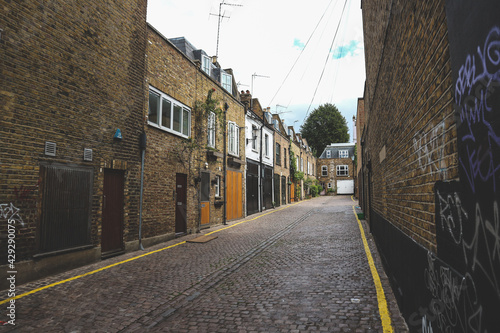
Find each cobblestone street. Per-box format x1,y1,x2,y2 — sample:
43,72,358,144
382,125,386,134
1,196,408,332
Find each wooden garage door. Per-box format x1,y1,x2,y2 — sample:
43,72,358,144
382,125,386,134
227,170,242,220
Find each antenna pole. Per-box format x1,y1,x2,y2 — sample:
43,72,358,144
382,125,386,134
212,1,243,58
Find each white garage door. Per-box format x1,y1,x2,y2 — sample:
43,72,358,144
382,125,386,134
336,180,354,194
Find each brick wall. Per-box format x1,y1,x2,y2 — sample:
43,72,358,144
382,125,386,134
0,0,147,282
362,0,458,252
144,27,245,237
272,120,291,205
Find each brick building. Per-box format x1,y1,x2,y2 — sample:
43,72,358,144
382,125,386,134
241,93,274,214
0,0,148,287
360,0,500,331
317,143,355,195
355,97,365,200
272,114,291,207
144,27,245,242
286,128,317,201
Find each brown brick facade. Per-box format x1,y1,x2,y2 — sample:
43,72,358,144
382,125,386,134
143,27,245,239
361,0,457,251
0,0,148,285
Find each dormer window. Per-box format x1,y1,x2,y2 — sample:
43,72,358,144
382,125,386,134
326,151,331,158
202,55,211,75
339,150,349,158
221,72,232,92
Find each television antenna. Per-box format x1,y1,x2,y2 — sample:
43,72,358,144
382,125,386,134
276,104,291,114
210,1,243,58
251,73,270,108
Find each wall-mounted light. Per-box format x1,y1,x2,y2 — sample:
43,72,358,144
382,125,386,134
246,126,258,145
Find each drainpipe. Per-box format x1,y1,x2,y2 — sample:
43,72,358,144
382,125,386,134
139,132,147,250
223,102,228,225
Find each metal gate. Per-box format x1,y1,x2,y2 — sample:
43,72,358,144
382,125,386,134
40,164,92,253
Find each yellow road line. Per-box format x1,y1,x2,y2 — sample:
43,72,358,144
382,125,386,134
352,206,393,332
1,202,299,305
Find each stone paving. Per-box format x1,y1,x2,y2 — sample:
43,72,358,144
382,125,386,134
1,196,408,332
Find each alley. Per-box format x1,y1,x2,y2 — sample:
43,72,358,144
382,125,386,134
1,196,407,332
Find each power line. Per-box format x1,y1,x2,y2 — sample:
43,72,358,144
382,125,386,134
268,0,336,107
304,0,348,120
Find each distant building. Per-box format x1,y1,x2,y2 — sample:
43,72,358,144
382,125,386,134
317,143,355,195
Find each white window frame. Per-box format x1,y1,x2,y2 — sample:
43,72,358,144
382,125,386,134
322,165,328,176
215,175,221,197
326,150,331,158
148,86,190,138
202,55,211,76
328,182,332,188
207,111,216,148
228,121,239,156
339,150,349,158
336,165,349,177
221,72,232,92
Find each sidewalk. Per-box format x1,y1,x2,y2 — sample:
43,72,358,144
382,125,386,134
1,196,408,332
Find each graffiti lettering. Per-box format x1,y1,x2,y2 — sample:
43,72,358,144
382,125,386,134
0,203,24,227
423,253,483,332
455,26,500,193
413,121,446,174
463,201,500,297
436,189,467,245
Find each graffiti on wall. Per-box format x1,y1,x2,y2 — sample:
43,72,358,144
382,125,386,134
413,121,446,176
429,0,500,330
0,203,24,227
454,26,500,194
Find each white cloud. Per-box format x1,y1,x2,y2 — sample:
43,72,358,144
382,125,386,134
147,0,366,141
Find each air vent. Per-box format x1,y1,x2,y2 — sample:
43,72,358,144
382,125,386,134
83,148,93,161
45,142,56,156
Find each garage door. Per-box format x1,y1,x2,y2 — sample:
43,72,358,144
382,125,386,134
337,180,354,194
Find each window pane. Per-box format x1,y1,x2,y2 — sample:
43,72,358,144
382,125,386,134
182,108,189,136
161,98,171,128
208,112,215,147
222,73,232,92
173,104,181,132
148,91,159,125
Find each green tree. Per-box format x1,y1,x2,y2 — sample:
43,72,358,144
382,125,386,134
300,103,349,156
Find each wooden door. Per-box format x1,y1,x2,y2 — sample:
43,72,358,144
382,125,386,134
290,182,295,202
175,173,187,234
227,170,242,220
102,169,124,254
200,172,210,227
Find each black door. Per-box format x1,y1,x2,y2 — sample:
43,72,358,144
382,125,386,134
175,173,187,234
274,174,280,207
246,161,259,215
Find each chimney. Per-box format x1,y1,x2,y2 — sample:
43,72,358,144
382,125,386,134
240,90,252,108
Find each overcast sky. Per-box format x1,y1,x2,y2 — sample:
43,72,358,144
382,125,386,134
147,0,365,140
